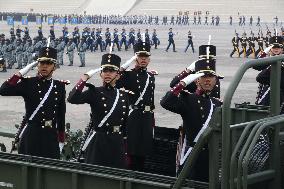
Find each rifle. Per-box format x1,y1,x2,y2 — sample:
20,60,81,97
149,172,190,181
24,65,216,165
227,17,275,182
10,116,27,153
76,113,93,162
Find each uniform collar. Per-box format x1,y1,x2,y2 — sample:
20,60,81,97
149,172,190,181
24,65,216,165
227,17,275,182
134,66,147,72
103,83,115,90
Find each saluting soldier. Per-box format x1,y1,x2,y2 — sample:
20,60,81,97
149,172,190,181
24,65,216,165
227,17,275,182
68,53,130,169
117,42,157,171
170,45,221,99
0,46,68,159
160,55,223,182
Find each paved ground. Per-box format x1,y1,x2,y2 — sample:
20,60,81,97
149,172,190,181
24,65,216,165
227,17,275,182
0,21,278,136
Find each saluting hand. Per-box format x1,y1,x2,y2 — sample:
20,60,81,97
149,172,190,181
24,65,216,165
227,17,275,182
83,68,103,81
181,72,205,86
18,61,39,76
120,54,137,70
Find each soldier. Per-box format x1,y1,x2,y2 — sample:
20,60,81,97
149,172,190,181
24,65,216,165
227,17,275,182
50,26,55,40
166,28,177,52
170,45,221,99
95,28,104,52
0,47,67,159
15,38,24,69
68,53,129,169
246,32,256,58
128,28,136,49
78,38,87,67
66,38,76,66
184,30,194,53
3,39,14,69
16,25,22,38
23,27,29,40
38,26,43,40
137,29,142,43
160,54,222,182
0,54,7,72
255,32,265,57
249,16,253,26
256,16,261,26
145,29,150,44
120,28,128,50
26,38,34,65
229,16,233,25
72,26,80,49
239,32,248,58
116,42,157,171
254,36,283,108
230,32,240,57
152,29,160,49
104,28,112,51
57,37,65,65
113,28,121,51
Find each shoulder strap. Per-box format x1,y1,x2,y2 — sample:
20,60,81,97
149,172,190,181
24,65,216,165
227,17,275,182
82,89,120,151
29,79,54,121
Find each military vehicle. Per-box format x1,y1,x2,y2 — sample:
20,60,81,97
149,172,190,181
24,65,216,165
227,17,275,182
0,55,283,189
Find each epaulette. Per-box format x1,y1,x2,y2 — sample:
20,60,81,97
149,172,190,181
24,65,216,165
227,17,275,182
23,75,31,79
59,79,71,85
85,83,95,89
149,70,158,75
119,88,135,95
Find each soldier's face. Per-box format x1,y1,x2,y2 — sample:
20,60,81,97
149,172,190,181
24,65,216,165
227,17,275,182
196,75,217,92
270,47,283,56
37,62,55,77
100,68,120,85
136,55,150,68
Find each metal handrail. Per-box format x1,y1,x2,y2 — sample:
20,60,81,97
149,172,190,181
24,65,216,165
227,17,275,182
229,114,284,189
221,55,284,189
242,117,284,189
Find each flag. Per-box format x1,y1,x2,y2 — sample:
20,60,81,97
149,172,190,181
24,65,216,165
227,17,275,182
36,16,42,26
48,16,54,25
22,16,28,25
71,17,78,25
7,16,14,26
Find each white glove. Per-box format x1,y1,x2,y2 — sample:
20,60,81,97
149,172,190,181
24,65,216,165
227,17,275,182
59,142,64,153
121,55,137,70
181,73,205,86
264,45,274,54
186,60,198,72
84,67,103,78
19,61,38,76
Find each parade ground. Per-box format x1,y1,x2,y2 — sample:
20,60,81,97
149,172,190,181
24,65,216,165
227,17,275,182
0,21,277,132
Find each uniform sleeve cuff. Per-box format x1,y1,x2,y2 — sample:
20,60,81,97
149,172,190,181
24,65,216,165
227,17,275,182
7,74,21,86
75,79,86,92
58,131,65,143
177,70,190,80
171,82,185,96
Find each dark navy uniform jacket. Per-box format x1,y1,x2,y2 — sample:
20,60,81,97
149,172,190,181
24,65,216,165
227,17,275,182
68,79,130,168
0,74,66,159
116,67,156,156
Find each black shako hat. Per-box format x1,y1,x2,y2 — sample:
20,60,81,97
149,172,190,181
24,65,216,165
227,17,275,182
199,45,216,59
195,59,223,79
101,53,121,71
134,42,151,56
269,36,283,48
37,47,57,63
